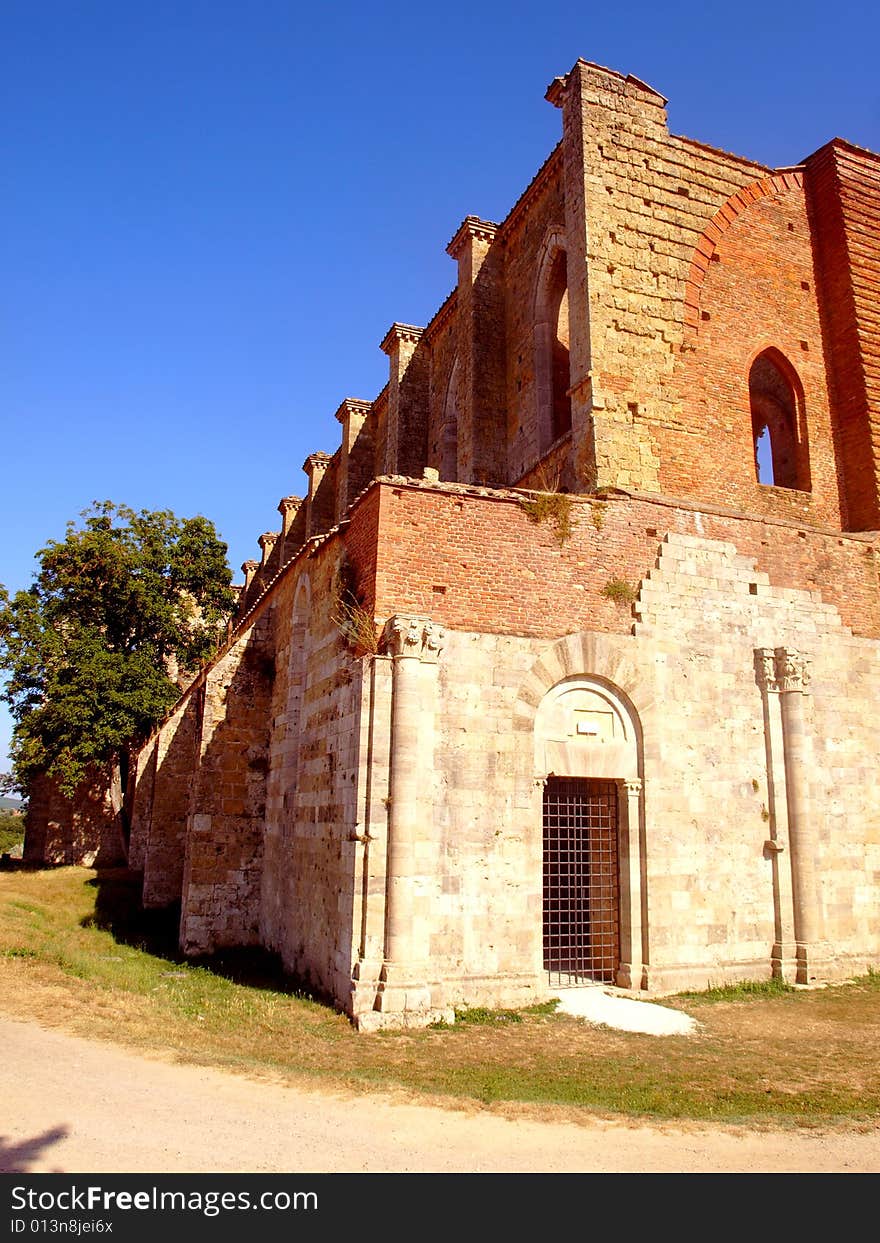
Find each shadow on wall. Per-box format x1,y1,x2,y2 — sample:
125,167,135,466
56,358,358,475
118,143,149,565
81,869,325,999
0,1124,69,1173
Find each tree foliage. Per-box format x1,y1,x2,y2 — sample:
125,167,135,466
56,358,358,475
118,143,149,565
0,501,235,795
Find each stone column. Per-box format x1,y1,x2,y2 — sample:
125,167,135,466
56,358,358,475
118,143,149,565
754,648,797,981
374,614,446,1022
774,647,824,983
616,778,645,990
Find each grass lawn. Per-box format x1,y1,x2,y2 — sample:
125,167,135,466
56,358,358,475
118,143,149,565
1,865,879,1126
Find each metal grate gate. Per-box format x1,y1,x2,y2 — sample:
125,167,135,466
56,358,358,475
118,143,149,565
543,777,620,985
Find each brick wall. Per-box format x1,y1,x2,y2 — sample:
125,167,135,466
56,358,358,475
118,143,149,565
370,479,880,639
806,140,880,531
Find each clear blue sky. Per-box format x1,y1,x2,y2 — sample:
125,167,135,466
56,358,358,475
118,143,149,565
2,0,879,771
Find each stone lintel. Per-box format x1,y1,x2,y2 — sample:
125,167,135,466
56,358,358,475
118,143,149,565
446,214,499,259
380,322,423,356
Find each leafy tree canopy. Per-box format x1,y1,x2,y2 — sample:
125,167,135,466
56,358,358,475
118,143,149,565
0,501,235,795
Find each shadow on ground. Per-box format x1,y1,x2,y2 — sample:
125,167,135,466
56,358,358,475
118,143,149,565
82,868,323,999
0,1125,68,1173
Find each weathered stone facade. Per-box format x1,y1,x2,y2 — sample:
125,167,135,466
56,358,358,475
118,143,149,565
49,59,880,1027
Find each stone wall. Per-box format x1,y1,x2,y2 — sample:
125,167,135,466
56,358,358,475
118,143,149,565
23,767,124,867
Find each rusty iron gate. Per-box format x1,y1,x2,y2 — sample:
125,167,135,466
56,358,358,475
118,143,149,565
542,777,620,986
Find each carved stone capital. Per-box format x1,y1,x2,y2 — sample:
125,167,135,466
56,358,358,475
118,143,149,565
386,615,425,659
774,647,811,694
422,620,446,664
621,778,643,798
755,647,779,693
384,615,444,663
755,646,811,694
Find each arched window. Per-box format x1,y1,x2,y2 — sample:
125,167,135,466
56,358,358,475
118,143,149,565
440,357,460,481
535,235,572,453
749,350,809,491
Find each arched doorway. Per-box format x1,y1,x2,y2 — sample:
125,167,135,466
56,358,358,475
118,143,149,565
534,675,644,989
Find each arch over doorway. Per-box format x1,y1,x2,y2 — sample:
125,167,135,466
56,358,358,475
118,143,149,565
533,674,645,990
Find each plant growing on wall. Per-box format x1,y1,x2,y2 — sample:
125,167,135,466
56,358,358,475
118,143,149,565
331,553,378,656
0,502,236,848
518,492,574,547
602,577,638,606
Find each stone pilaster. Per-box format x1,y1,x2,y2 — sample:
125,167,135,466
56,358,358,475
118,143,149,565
754,648,797,980
241,560,259,594
446,216,505,485
334,398,373,522
277,495,301,540
616,778,646,990
756,646,828,983
547,61,667,491
302,452,332,539
380,324,427,477
369,614,452,1027
258,530,278,567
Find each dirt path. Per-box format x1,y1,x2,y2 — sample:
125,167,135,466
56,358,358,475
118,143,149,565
1,1015,877,1173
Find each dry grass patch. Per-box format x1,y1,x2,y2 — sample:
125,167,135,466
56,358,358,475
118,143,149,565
2,867,879,1126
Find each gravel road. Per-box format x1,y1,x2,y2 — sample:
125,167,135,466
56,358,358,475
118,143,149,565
1,1015,877,1173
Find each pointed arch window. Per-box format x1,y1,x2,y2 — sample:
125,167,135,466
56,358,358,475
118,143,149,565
749,350,810,491
535,236,572,453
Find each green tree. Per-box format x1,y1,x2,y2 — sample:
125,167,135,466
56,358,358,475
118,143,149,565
0,502,235,846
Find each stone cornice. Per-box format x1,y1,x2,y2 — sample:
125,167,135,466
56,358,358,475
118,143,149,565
446,215,499,258
334,397,372,425
421,288,458,345
301,451,331,475
277,495,302,514
380,323,424,355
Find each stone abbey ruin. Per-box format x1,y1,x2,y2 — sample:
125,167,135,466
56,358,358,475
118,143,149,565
27,59,880,1028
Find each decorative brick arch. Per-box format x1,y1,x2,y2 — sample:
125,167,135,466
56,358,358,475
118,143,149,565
683,170,805,333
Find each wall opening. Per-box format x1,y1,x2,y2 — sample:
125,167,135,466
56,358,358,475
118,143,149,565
535,236,572,453
440,357,460,481
543,777,620,986
749,350,809,490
